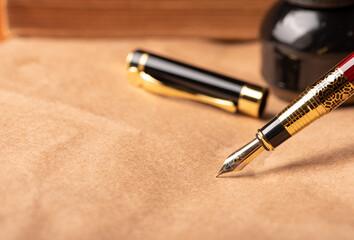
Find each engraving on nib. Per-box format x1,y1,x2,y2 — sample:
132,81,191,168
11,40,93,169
216,138,264,177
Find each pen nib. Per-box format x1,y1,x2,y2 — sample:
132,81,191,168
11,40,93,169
216,165,235,177
216,138,264,177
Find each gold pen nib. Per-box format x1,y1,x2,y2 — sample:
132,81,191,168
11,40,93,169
216,138,265,177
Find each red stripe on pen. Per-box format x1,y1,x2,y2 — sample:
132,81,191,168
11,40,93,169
338,52,354,83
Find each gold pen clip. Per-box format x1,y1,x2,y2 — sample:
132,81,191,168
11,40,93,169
127,65,237,113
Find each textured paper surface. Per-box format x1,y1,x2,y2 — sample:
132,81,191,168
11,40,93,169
0,38,353,240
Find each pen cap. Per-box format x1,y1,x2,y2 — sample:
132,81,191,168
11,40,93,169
126,50,269,118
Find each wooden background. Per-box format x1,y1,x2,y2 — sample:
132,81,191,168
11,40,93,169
0,0,6,40
2,0,276,40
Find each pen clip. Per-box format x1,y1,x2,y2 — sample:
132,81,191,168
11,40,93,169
127,66,237,113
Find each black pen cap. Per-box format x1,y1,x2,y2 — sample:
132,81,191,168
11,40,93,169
126,50,269,118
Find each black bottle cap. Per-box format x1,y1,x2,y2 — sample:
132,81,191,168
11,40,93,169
287,0,354,8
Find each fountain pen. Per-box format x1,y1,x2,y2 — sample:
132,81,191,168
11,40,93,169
217,52,354,177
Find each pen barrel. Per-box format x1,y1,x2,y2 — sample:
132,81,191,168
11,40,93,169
127,50,268,117
258,52,354,150
277,66,354,136
142,52,245,102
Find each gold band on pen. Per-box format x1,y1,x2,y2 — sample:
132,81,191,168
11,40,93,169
125,52,134,70
138,53,149,72
238,84,268,118
256,130,275,150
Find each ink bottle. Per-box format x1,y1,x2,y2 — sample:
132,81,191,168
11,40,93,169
260,0,354,104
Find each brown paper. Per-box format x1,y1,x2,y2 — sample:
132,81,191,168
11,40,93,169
0,38,353,240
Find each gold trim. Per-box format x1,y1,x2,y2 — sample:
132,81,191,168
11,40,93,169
238,84,267,118
256,130,274,151
127,66,143,87
125,51,134,70
138,53,148,72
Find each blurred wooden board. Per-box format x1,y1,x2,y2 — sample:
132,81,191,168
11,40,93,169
0,0,6,40
6,0,276,40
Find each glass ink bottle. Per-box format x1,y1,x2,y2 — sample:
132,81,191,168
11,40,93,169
260,0,354,104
